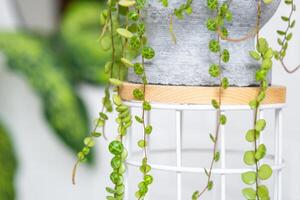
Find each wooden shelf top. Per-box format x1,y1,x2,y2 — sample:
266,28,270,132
119,82,286,105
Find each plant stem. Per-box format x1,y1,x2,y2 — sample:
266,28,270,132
109,9,116,78
254,1,261,199
253,105,260,199
197,32,224,199
277,0,300,74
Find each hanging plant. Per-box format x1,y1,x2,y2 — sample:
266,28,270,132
73,0,299,199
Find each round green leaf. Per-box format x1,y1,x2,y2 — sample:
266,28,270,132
134,63,144,75
209,39,220,52
241,171,257,185
145,125,153,135
139,164,151,173
258,185,270,199
264,48,274,59
209,64,220,77
109,140,124,155
106,187,116,194
116,184,125,195
242,188,256,199
84,137,95,147
255,119,266,131
113,94,122,106
258,164,273,180
111,156,122,169
249,51,261,61
255,144,267,161
143,101,151,111
220,114,227,125
118,163,126,174
192,191,200,200
246,129,260,142
144,174,154,184
142,47,155,59
262,59,273,70
207,0,218,10
133,88,144,100
138,140,146,148
221,77,229,89
222,49,230,63
207,181,213,191
206,18,217,31
244,151,256,166
257,38,269,54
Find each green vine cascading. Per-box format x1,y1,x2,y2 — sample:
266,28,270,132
73,0,298,199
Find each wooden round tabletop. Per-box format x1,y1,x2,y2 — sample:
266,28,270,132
119,82,286,105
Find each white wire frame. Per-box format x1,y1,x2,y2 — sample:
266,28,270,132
123,101,285,200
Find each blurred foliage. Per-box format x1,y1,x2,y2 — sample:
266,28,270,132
0,33,91,159
0,122,17,200
60,2,111,84
0,1,115,197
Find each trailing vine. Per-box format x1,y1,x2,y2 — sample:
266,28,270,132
241,0,274,199
192,0,231,199
75,0,155,199
274,0,300,73
129,1,155,199
71,0,299,199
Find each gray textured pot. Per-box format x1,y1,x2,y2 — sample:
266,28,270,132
128,0,281,86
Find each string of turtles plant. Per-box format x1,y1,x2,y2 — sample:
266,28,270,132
241,0,274,198
129,1,156,199
274,0,299,73
190,0,232,199
241,0,298,199
72,0,155,199
160,0,296,199
72,0,299,199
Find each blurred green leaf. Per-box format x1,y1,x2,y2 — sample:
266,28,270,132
0,121,17,200
60,2,111,84
0,33,92,162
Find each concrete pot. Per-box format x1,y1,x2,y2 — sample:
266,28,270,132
128,0,281,86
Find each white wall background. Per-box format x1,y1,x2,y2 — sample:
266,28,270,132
0,0,300,199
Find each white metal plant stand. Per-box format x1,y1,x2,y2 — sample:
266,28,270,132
120,83,286,200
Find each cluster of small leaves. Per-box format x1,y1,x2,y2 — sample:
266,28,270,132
274,0,296,60
206,2,232,34
249,38,274,108
73,86,112,184
242,119,272,200
103,1,140,199
174,0,193,19
106,139,128,200
128,3,155,199
192,1,232,199
72,83,114,184
106,88,131,200
106,78,132,200
244,37,274,200
133,95,153,200
107,0,155,199
77,112,106,162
